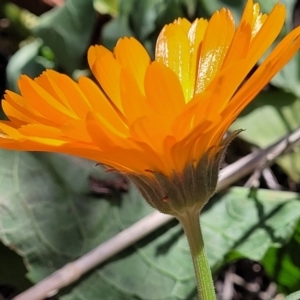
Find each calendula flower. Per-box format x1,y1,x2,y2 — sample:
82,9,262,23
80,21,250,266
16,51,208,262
1,0,300,215
2,2,300,298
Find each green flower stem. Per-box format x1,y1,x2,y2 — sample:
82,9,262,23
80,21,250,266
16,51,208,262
178,209,216,300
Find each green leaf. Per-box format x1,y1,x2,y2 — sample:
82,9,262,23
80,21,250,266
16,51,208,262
0,242,32,292
271,53,300,97
196,0,244,19
5,39,50,92
202,187,300,267
0,150,299,300
102,0,187,55
33,0,96,74
256,0,299,95
101,17,134,51
263,220,300,294
268,0,300,97
230,90,300,181
93,0,120,16
230,90,300,146
2,3,34,39
0,151,197,299
101,0,135,50
284,291,300,300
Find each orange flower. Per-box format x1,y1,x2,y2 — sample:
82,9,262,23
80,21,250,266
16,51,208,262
0,0,300,180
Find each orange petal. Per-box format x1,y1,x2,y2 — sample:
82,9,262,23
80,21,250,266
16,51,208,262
35,70,74,111
45,73,92,118
19,124,61,138
86,112,128,151
3,92,58,127
174,18,191,33
88,46,124,113
87,45,112,70
240,0,255,25
18,76,75,124
202,59,250,114
78,77,112,112
187,18,208,99
222,1,270,68
119,68,151,124
79,77,129,133
246,3,286,67
0,121,23,140
222,23,251,67
114,37,150,93
130,114,169,151
155,22,191,101
2,100,39,127
171,91,212,138
94,148,157,174
130,115,174,172
61,119,92,143
144,62,185,119
225,26,300,123
195,8,235,94
24,136,66,146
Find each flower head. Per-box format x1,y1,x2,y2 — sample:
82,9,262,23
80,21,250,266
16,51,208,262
0,0,300,214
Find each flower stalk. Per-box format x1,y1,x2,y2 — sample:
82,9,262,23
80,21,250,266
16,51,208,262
178,209,216,300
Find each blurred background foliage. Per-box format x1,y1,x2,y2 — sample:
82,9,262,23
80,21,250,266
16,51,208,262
1,0,300,299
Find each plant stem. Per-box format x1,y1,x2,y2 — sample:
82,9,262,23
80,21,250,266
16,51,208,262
178,209,216,300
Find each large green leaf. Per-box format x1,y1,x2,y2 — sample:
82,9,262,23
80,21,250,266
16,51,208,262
269,0,300,97
33,0,96,74
2,3,33,39
101,0,135,50
195,0,244,19
202,188,300,267
0,151,197,299
231,90,300,146
0,242,31,292
230,90,300,181
271,53,300,97
93,0,120,16
284,291,300,300
263,220,300,294
0,150,299,299
5,39,53,92
102,0,188,54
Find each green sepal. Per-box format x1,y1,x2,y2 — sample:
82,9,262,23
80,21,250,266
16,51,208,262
128,131,241,217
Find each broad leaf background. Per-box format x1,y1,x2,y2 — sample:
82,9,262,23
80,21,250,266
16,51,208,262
1,0,300,299
0,151,300,299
